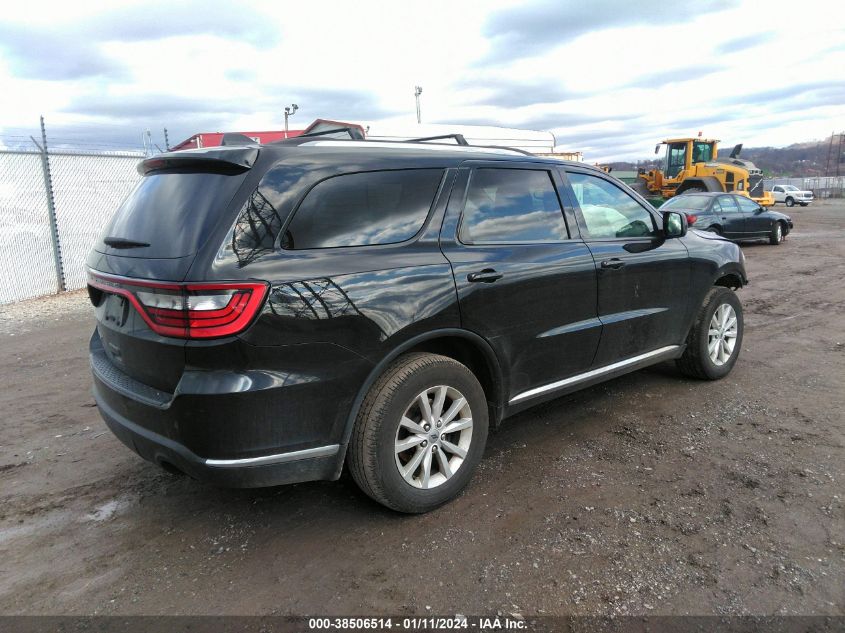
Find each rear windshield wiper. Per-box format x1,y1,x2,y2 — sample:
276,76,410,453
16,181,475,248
103,237,151,249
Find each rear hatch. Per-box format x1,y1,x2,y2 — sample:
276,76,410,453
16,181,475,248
87,147,261,392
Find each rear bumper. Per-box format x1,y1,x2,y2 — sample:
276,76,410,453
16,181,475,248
96,386,339,487
90,330,371,487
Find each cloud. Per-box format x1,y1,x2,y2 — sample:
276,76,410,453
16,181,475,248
624,66,722,89
480,0,737,63
53,87,397,149
462,78,576,108
81,1,280,44
0,24,125,80
718,81,845,108
0,0,280,81
714,31,776,54
282,88,398,122
519,112,636,131
63,94,247,120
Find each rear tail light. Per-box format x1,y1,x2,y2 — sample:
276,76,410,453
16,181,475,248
87,271,268,339
684,213,698,225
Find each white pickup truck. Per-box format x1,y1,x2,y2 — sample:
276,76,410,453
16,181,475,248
771,184,813,207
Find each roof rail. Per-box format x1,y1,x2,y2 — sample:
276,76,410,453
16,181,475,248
295,128,538,157
406,133,469,146
474,144,534,156
298,127,366,140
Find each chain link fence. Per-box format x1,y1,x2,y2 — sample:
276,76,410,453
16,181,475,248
0,147,143,304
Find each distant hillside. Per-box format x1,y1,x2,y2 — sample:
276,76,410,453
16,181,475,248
609,134,844,177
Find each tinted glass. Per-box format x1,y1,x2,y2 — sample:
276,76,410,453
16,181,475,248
568,172,658,239
459,169,567,244
734,195,759,212
661,195,711,210
692,141,714,163
283,169,443,249
715,196,739,213
666,143,687,178
97,171,247,258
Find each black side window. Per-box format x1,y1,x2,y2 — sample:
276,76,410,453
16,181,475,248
282,169,443,249
567,171,658,239
734,195,759,212
459,168,567,244
715,196,738,213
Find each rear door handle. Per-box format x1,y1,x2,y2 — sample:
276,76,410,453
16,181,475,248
600,258,625,270
467,268,503,283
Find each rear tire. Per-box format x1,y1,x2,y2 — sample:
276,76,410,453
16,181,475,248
347,353,489,513
707,225,722,236
785,197,795,207
769,221,784,245
676,287,743,380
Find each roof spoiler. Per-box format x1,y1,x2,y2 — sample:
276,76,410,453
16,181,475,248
138,147,259,175
220,132,259,146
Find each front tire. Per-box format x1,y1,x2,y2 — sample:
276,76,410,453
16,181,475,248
676,287,743,380
769,221,784,245
347,353,489,513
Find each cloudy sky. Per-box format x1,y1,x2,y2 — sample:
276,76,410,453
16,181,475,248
0,0,843,160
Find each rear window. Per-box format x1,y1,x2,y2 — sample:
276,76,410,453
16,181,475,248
661,195,711,210
97,170,247,258
281,169,443,250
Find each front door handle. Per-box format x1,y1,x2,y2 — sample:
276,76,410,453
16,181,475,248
467,268,503,283
600,258,625,270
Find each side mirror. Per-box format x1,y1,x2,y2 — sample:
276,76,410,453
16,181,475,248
663,211,687,238
654,144,661,155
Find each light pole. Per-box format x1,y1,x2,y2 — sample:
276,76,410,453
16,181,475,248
414,86,423,124
284,103,299,138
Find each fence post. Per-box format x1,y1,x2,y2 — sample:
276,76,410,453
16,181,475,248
31,115,65,292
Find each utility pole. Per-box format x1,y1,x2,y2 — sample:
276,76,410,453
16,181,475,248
284,104,299,138
826,131,834,176
414,86,423,124
163,127,170,151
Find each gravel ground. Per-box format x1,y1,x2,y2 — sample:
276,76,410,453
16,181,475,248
0,201,842,616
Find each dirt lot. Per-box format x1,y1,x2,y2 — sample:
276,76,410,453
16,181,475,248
0,202,843,617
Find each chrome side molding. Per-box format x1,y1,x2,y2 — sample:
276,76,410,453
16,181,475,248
509,345,680,404
205,444,340,468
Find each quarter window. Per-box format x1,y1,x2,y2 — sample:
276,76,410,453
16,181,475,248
567,172,658,239
459,169,568,244
282,169,443,249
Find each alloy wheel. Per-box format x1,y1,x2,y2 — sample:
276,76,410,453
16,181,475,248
708,303,739,366
394,386,473,489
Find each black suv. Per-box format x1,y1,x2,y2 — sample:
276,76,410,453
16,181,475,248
88,135,747,513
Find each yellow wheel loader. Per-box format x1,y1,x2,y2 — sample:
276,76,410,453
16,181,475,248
637,137,774,206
